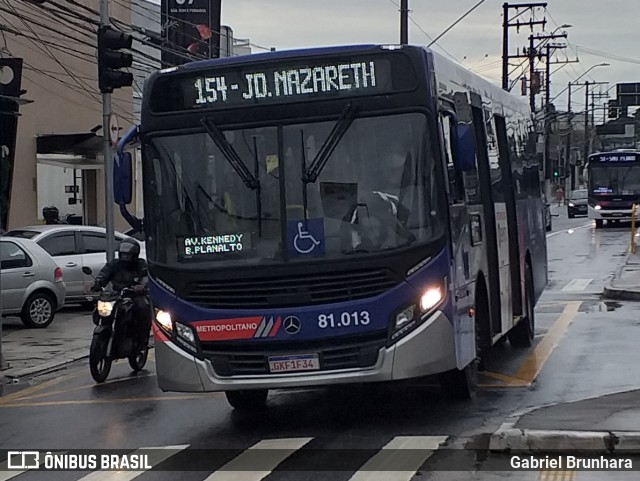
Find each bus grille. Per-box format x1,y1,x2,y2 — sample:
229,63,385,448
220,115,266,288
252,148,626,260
201,333,387,377
184,269,400,308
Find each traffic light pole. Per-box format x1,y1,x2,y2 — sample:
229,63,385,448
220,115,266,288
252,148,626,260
100,0,115,263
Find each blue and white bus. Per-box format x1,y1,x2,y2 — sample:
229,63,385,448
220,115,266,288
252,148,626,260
587,151,640,228
128,44,547,408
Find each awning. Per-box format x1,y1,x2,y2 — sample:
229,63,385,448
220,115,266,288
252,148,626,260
36,132,105,169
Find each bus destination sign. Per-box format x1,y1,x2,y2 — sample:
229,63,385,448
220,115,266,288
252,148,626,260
593,153,640,163
194,61,377,107
149,54,413,113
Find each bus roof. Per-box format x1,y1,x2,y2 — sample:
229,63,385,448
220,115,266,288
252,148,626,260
182,44,386,70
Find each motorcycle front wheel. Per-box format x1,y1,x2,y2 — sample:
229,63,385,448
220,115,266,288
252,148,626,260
128,344,149,372
89,335,112,383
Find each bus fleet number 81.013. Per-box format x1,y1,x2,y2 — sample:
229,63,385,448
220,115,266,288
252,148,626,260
318,311,371,329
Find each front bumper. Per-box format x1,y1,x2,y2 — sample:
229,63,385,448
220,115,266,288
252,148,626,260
567,205,587,216
155,310,457,392
588,206,639,220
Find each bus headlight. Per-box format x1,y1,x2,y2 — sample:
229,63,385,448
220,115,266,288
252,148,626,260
420,287,444,312
594,205,602,210
390,281,447,344
175,321,198,354
97,300,115,317
155,309,173,332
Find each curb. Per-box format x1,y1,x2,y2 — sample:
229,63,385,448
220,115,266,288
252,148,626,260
602,249,640,300
489,422,640,453
0,348,89,381
603,285,640,301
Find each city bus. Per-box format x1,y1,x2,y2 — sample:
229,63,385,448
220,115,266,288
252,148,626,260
127,44,547,409
587,151,640,228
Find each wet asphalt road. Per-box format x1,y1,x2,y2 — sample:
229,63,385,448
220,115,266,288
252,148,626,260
2,207,640,480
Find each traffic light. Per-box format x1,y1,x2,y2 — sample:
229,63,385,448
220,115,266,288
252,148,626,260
608,101,619,119
97,26,133,94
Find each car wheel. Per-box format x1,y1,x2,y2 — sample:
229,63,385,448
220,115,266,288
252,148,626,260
21,292,55,328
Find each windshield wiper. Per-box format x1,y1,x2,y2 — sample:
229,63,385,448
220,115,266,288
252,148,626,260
303,103,357,184
201,117,259,190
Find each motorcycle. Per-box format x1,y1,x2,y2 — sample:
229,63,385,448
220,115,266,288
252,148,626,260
82,266,150,383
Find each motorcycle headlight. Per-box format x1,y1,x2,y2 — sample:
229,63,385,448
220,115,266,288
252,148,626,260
97,300,115,317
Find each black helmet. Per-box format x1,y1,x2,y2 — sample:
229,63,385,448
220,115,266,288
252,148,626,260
118,239,140,264
42,206,60,224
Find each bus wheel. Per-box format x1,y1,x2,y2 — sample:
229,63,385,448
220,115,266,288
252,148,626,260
509,264,535,348
225,390,268,410
595,219,603,229
439,361,477,400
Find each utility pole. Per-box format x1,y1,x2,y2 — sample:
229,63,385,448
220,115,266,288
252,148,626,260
542,41,566,183
400,0,409,44
501,2,547,91
584,81,590,171
566,82,574,190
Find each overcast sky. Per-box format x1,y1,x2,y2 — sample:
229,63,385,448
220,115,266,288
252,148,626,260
216,0,640,113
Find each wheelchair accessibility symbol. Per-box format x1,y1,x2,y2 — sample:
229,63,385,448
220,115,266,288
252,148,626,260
287,218,325,257
294,222,320,254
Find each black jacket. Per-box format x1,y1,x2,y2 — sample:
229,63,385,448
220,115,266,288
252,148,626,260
94,258,148,292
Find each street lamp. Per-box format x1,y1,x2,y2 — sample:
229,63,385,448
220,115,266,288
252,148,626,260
552,62,610,105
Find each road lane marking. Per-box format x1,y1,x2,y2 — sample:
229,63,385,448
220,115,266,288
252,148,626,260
0,374,76,404
348,436,447,481
77,445,189,481
0,394,222,408
203,437,313,481
546,222,591,238
12,374,158,402
478,371,528,386
514,301,582,384
539,470,576,481
561,279,593,292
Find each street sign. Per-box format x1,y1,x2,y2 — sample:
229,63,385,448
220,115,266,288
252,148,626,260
108,113,119,146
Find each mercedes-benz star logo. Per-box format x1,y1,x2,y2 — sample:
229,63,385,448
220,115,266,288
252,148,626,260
283,316,301,335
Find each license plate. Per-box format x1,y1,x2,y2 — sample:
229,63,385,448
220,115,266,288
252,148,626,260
268,354,319,373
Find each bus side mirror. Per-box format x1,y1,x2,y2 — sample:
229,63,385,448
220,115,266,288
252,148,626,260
114,152,133,205
453,123,477,172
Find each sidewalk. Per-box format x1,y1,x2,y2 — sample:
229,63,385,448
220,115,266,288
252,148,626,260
604,245,640,300
490,389,640,453
0,307,92,384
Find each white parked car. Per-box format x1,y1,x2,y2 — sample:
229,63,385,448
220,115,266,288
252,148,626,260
1,237,66,328
4,225,145,304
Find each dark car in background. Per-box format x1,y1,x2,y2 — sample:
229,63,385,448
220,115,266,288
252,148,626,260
567,189,588,218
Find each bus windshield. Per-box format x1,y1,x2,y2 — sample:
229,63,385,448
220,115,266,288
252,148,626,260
590,165,640,196
143,112,444,267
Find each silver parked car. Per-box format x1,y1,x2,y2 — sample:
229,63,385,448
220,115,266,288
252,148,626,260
1,237,66,328
3,225,144,304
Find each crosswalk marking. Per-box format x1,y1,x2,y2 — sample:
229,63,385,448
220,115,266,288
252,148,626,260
202,437,313,481
0,451,65,481
77,445,189,481
561,279,593,292
0,436,452,480
347,435,448,481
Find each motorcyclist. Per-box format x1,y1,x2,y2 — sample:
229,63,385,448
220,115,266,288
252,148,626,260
92,239,151,348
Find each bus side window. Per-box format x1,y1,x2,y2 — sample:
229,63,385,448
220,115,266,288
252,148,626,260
440,114,465,204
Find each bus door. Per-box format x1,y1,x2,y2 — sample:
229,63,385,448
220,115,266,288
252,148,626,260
467,93,511,340
439,105,475,369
